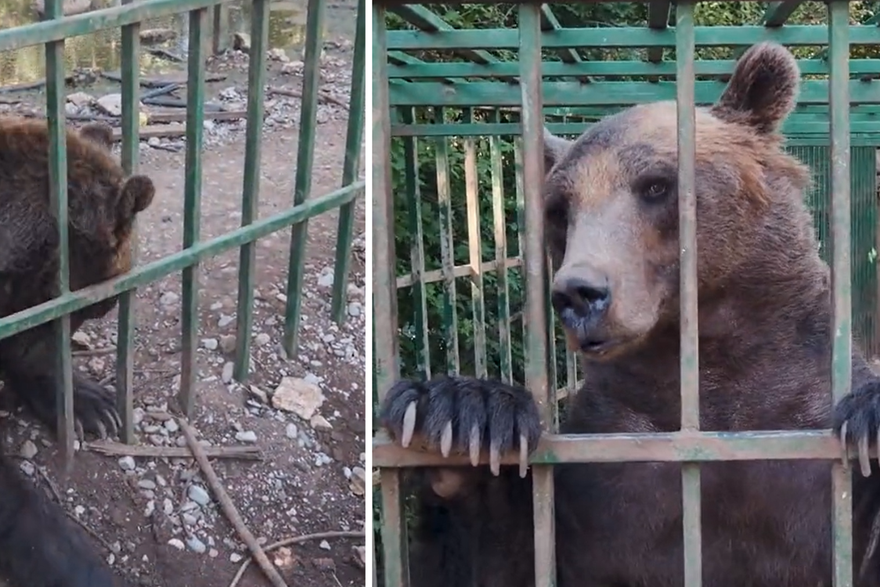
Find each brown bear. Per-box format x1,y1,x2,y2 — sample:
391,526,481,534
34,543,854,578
380,42,880,587
0,118,154,587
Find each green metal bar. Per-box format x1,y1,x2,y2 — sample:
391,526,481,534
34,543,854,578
539,4,584,73
44,0,74,465
385,58,880,79
388,80,880,108
331,0,367,323
646,0,671,62
283,0,326,356
0,182,362,342
520,5,555,587
390,121,880,139
211,4,229,54
434,107,460,374
762,1,806,27
400,108,431,379
388,4,498,65
116,0,140,445
490,110,513,384
828,2,854,586
386,24,876,51
373,428,848,467
179,7,208,418
233,0,269,383
373,5,409,585
463,108,487,378
0,0,226,51
675,5,701,587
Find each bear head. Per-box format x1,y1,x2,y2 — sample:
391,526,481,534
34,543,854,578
542,42,815,361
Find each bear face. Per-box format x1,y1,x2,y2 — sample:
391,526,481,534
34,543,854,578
542,42,814,361
0,119,154,321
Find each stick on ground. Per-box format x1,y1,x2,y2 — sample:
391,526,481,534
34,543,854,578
179,418,289,587
228,531,365,587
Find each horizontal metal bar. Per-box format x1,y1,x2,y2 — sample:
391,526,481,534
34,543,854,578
386,59,880,79
373,428,846,467
395,257,522,289
0,0,225,52
387,25,877,51
390,122,880,138
389,80,880,107
0,180,364,341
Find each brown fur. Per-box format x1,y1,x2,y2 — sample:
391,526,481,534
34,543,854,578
0,117,154,434
0,118,149,586
380,42,880,587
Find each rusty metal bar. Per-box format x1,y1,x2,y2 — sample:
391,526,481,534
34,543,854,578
373,3,408,586
463,108,488,378
372,428,847,467
828,2,854,586
520,4,555,587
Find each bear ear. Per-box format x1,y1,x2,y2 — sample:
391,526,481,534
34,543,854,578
710,42,800,135
116,175,155,230
543,126,572,176
79,122,114,149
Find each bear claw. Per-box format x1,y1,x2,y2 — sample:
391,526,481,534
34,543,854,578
833,379,880,476
380,376,542,478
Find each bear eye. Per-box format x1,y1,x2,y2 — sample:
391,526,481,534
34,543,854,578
634,176,674,204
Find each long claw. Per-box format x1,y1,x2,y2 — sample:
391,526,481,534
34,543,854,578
840,421,849,466
858,432,872,477
469,424,480,467
401,401,417,448
519,433,528,478
104,410,120,435
75,420,85,442
440,421,453,457
96,421,108,440
489,439,500,476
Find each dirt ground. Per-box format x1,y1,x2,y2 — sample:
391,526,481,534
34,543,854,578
0,23,366,587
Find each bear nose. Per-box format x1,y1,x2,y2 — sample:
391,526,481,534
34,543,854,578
551,275,611,318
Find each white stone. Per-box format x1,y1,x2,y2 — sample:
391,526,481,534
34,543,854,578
272,377,325,420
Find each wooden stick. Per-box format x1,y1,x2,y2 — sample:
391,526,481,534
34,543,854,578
84,440,263,461
228,531,365,587
179,419,288,587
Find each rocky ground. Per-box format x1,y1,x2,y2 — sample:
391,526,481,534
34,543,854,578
0,28,366,587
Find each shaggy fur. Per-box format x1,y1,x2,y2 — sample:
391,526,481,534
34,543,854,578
0,118,153,587
380,42,880,587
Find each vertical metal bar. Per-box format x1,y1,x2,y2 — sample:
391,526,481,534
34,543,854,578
829,2,853,586
116,0,141,445
179,8,207,417
435,107,460,374
464,108,487,378
491,110,513,384
233,0,269,383
520,6,554,587
675,4,702,587
211,3,229,55
331,0,366,323
513,138,528,379
401,108,431,379
283,0,326,356
44,0,74,464
374,4,407,585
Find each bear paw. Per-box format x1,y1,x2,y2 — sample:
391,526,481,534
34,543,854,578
379,376,542,477
834,379,880,476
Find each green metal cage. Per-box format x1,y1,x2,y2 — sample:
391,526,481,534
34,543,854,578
0,0,365,460
371,1,880,586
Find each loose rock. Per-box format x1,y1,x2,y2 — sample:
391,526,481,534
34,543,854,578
272,377,325,419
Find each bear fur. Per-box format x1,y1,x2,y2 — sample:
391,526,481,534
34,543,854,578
0,118,154,587
380,42,880,587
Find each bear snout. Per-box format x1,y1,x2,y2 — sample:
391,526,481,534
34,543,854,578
551,268,613,353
